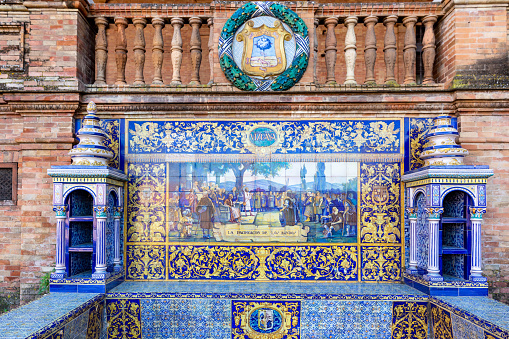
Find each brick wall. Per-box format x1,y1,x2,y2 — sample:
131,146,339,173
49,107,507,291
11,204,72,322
458,110,509,304
436,4,509,87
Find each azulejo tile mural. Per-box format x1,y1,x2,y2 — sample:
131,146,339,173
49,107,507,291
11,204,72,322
106,299,142,339
360,162,402,244
409,118,435,171
391,301,428,339
127,120,402,159
122,119,405,282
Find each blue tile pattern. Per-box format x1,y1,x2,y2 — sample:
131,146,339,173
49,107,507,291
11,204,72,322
106,192,116,271
109,281,426,297
69,222,93,247
140,298,230,339
435,296,509,335
127,120,401,156
442,254,465,279
301,300,392,339
415,193,428,270
443,191,465,218
451,312,484,339
63,310,89,339
0,293,102,339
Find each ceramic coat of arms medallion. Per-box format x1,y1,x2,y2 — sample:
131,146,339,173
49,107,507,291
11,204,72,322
232,300,301,339
219,2,310,91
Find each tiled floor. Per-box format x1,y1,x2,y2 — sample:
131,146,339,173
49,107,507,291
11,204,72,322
0,293,100,339
437,296,509,330
110,281,427,295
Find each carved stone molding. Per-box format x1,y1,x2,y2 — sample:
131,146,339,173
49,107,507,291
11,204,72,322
81,102,456,114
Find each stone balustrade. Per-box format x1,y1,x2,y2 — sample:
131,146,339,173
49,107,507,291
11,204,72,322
91,9,440,88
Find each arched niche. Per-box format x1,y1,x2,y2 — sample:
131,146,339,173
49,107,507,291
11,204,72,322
65,189,95,277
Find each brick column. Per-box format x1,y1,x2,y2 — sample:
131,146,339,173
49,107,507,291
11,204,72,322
189,17,202,85
344,16,358,85
170,18,184,86
324,17,338,85
114,17,128,85
383,15,398,85
152,17,165,85
132,18,147,85
94,17,108,85
364,16,378,85
403,16,417,85
422,15,437,85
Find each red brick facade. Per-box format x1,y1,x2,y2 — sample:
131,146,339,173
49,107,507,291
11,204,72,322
1,0,509,306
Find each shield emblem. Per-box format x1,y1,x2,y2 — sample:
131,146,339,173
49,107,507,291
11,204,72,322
258,309,274,331
372,185,389,205
236,19,292,78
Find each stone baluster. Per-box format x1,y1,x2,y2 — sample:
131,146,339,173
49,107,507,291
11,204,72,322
470,207,487,281
114,17,128,85
425,208,444,281
403,16,417,85
152,18,165,85
170,18,184,86
313,18,319,84
344,16,358,85
207,18,214,85
383,15,398,85
94,17,108,85
422,15,437,84
189,17,202,85
363,16,378,85
132,18,147,85
406,208,419,273
324,17,338,85
93,206,109,278
52,206,67,278
114,207,123,271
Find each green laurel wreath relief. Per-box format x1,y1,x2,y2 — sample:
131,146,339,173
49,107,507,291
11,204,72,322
220,2,258,40
219,2,309,91
269,3,308,37
220,54,257,91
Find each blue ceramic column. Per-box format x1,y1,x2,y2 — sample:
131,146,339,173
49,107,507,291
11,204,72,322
406,208,418,273
93,206,108,278
425,208,443,281
52,206,67,278
470,207,487,282
114,207,123,271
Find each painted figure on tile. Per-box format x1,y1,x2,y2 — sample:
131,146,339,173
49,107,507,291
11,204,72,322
197,191,216,238
225,194,241,223
130,161,358,243
303,192,314,222
243,187,253,215
280,198,296,226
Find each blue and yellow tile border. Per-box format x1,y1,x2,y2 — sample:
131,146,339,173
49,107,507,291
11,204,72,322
25,295,105,339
